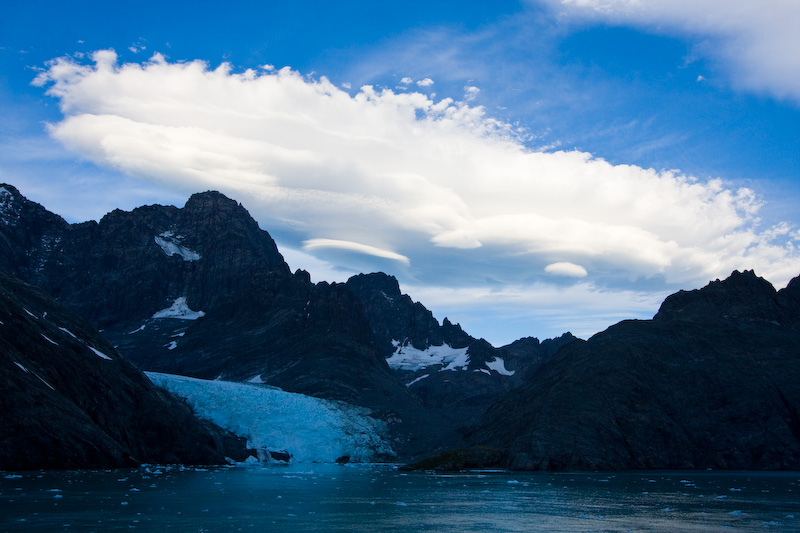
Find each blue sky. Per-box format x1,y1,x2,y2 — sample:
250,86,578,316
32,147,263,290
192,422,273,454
1,0,799,345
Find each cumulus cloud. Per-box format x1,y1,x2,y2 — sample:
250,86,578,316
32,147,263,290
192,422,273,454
542,0,800,103
464,85,480,101
31,51,800,341
416,77,434,87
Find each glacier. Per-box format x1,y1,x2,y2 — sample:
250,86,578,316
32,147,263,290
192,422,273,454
146,372,394,464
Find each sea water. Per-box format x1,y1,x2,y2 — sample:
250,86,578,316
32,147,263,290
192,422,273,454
2,464,799,531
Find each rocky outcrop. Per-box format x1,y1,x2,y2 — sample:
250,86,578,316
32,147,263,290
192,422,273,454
437,270,800,471
0,269,249,470
346,272,576,421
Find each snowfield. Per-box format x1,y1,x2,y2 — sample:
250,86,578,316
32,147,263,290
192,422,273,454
146,372,394,464
386,341,470,371
154,231,201,261
152,297,206,320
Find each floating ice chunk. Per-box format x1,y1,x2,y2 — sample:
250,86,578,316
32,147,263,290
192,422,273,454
88,346,113,360
23,308,37,319
154,232,201,261
247,374,265,384
14,361,28,373
486,357,515,376
165,341,178,350
152,297,206,320
386,341,470,371
127,325,146,334
41,334,58,345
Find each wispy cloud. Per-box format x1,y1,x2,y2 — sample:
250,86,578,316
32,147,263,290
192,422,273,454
542,0,800,103
30,50,800,341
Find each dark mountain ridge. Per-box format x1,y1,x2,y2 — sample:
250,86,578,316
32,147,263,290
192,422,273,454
2,183,565,459
0,269,249,470
418,270,800,471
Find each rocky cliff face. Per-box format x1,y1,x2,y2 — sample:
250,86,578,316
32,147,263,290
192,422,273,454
1,185,290,329
346,272,576,420
0,269,249,470
441,270,800,471
0,184,462,458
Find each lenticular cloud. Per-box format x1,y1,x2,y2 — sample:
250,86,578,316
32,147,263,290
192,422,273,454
34,50,800,293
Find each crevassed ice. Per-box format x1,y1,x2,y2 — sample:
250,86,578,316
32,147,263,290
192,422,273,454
486,357,515,376
386,340,470,371
145,372,393,463
154,232,200,261
152,297,205,320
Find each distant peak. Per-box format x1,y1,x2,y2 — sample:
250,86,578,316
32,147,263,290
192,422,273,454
655,269,778,322
346,272,401,296
184,190,239,210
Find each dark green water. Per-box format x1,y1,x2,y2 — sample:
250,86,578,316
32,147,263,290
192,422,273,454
2,464,799,531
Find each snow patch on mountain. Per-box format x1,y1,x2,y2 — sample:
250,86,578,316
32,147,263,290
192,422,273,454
58,327,77,339
386,341,470,371
152,297,205,320
146,372,394,463
154,231,201,261
486,357,515,376
406,374,430,387
88,346,113,360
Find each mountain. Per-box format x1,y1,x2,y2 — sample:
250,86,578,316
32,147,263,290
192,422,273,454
346,272,576,421
0,184,482,458
418,270,800,471
0,183,581,459
0,269,249,470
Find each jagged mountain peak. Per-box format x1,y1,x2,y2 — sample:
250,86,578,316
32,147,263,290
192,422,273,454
654,269,779,323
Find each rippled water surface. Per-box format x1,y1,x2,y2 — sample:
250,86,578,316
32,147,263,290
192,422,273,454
2,464,799,531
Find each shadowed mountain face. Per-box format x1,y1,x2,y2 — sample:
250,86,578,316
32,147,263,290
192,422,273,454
443,270,800,471
0,185,470,458
346,272,576,422
0,269,249,470
1,183,580,459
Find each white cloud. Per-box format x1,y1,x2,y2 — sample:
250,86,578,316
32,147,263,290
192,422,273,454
416,77,434,87
31,51,800,342
400,77,413,85
303,239,410,265
543,0,800,103
464,85,480,101
545,262,587,278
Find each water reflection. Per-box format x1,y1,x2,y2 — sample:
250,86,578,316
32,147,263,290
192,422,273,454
1,465,799,531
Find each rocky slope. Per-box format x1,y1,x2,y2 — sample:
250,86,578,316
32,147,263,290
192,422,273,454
346,272,576,421
426,270,800,471
0,184,475,458
0,269,249,470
